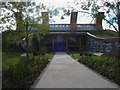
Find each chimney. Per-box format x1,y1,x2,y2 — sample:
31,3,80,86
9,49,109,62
95,12,104,30
41,12,49,26
70,12,78,30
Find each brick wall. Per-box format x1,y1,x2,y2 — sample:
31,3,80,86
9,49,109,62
95,12,104,30
70,12,78,30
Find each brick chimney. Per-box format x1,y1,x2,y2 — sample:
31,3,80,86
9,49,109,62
95,12,104,30
41,12,49,26
70,12,78,30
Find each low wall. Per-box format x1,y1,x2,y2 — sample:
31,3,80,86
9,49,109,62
86,33,120,53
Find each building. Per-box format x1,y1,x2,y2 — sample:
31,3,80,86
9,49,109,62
39,12,105,52
17,12,120,53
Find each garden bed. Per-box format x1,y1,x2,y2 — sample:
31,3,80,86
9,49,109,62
68,52,120,86
2,53,54,89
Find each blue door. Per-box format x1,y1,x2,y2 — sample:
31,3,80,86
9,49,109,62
54,36,66,52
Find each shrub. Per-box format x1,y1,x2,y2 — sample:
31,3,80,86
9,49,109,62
78,55,120,86
2,54,50,88
8,61,29,80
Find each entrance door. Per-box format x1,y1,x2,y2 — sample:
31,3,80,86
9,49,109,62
54,36,66,52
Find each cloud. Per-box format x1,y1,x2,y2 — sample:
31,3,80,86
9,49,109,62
34,0,74,3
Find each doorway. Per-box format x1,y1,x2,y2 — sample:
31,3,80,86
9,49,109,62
54,36,66,52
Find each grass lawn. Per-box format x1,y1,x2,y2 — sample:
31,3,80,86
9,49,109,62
87,30,119,38
2,52,54,71
68,52,80,60
46,53,54,60
68,52,92,60
2,51,21,71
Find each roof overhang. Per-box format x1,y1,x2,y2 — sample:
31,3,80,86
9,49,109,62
36,32,87,36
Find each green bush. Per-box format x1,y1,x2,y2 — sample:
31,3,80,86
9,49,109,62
3,54,50,88
68,52,120,85
8,61,29,80
3,52,54,88
78,55,120,86
2,30,25,51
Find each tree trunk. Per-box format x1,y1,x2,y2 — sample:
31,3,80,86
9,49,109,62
26,33,29,63
118,12,120,36
118,16,120,37
26,22,29,63
117,2,120,37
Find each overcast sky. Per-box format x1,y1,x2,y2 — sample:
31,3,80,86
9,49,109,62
0,0,118,32
35,0,95,24
33,0,118,31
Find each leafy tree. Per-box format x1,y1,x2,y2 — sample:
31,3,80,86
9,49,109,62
76,0,120,35
47,0,119,35
1,2,49,62
31,34,39,60
1,2,25,31
2,30,25,51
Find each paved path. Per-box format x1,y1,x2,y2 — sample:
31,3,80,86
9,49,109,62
32,52,118,89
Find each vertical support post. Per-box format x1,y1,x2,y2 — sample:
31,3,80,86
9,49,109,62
52,37,54,52
79,37,81,51
99,45,102,53
66,37,68,52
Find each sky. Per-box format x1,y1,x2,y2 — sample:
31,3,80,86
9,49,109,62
35,0,95,24
0,0,118,32
34,0,118,31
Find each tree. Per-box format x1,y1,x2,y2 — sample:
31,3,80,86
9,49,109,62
48,0,119,35
1,2,25,31
31,34,39,60
77,0,120,35
1,1,49,62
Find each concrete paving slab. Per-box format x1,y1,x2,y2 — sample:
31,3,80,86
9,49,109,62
32,52,118,89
